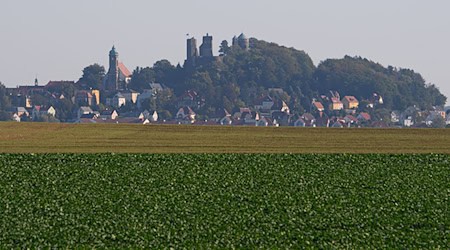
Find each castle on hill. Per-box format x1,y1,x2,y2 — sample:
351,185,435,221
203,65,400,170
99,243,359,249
184,33,250,67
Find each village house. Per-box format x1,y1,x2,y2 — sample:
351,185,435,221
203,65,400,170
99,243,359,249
111,93,126,108
312,101,325,112
77,106,94,119
257,117,279,127
32,106,56,121
293,117,306,127
240,110,260,126
301,113,316,127
99,110,119,120
176,106,196,123
75,90,96,106
329,97,344,111
121,90,140,104
177,90,204,109
219,116,234,126
357,112,371,123
342,96,359,109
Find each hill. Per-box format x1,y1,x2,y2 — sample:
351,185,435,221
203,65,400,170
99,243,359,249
132,38,446,115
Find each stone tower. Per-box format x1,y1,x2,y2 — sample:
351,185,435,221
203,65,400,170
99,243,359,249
234,33,250,50
105,46,119,91
199,34,213,57
186,37,199,66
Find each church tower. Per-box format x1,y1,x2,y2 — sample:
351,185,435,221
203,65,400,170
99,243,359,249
105,46,119,91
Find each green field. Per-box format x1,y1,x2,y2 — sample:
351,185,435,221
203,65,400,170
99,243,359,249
0,154,448,248
0,122,450,153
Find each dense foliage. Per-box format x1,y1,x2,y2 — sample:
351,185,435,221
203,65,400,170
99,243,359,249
314,56,447,110
0,154,448,248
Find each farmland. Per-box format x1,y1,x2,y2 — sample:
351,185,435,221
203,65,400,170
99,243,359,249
0,154,448,248
0,122,450,153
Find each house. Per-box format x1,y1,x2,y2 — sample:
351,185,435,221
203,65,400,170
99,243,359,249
425,110,446,126
213,108,231,121
121,90,140,104
357,112,371,123
293,117,306,127
240,110,260,125
112,93,126,108
329,97,344,111
301,113,316,127
343,115,359,126
8,107,29,118
176,106,196,123
254,95,274,111
391,111,401,124
148,111,158,122
331,121,345,128
11,113,21,122
233,107,252,120
219,116,234,125
256,117,279,127
402,116,414,127
99,110,119,120
136,90,154,110
271,100,290,114
79,113,98,120
369,93,384,108
312,101,325,112
271,111,291,126
32,106,56,120
75,90,96,106
147,83,164,94
342,96,359,109
178,90,204,109
77,106,94,119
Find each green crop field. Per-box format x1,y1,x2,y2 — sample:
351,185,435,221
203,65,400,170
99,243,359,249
0,122,450,153
0,154,448,248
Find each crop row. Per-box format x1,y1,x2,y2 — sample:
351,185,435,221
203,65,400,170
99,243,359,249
0,154,448,248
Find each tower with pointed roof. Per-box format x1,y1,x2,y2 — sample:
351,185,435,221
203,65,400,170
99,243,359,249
103,46,131,91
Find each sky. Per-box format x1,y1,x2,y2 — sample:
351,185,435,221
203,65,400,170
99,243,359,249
1,0,449,104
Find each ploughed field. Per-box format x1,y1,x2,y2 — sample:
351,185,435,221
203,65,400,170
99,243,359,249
0,154,448,248
0,122,450,153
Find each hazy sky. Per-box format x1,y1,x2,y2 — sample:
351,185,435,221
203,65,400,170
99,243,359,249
1,0,449,103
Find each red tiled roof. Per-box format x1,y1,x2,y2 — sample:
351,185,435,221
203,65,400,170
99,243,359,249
331,97,342,103
343,96,358,103
118,62,132,77
358,112,371,121
313,102,324,110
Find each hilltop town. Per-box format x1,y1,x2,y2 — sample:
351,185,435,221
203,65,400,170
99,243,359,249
0,33,448,128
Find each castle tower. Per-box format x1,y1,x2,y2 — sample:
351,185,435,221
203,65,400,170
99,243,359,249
199,33,213,57
237,33,250,50
105,46,119,91
186,37,199,66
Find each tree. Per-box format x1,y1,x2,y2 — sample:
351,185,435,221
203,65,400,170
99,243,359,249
79,64,105,90
129,67,155,92
219,40,230,56
46,82,77,100
0,111,11,121
0,82,11,111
